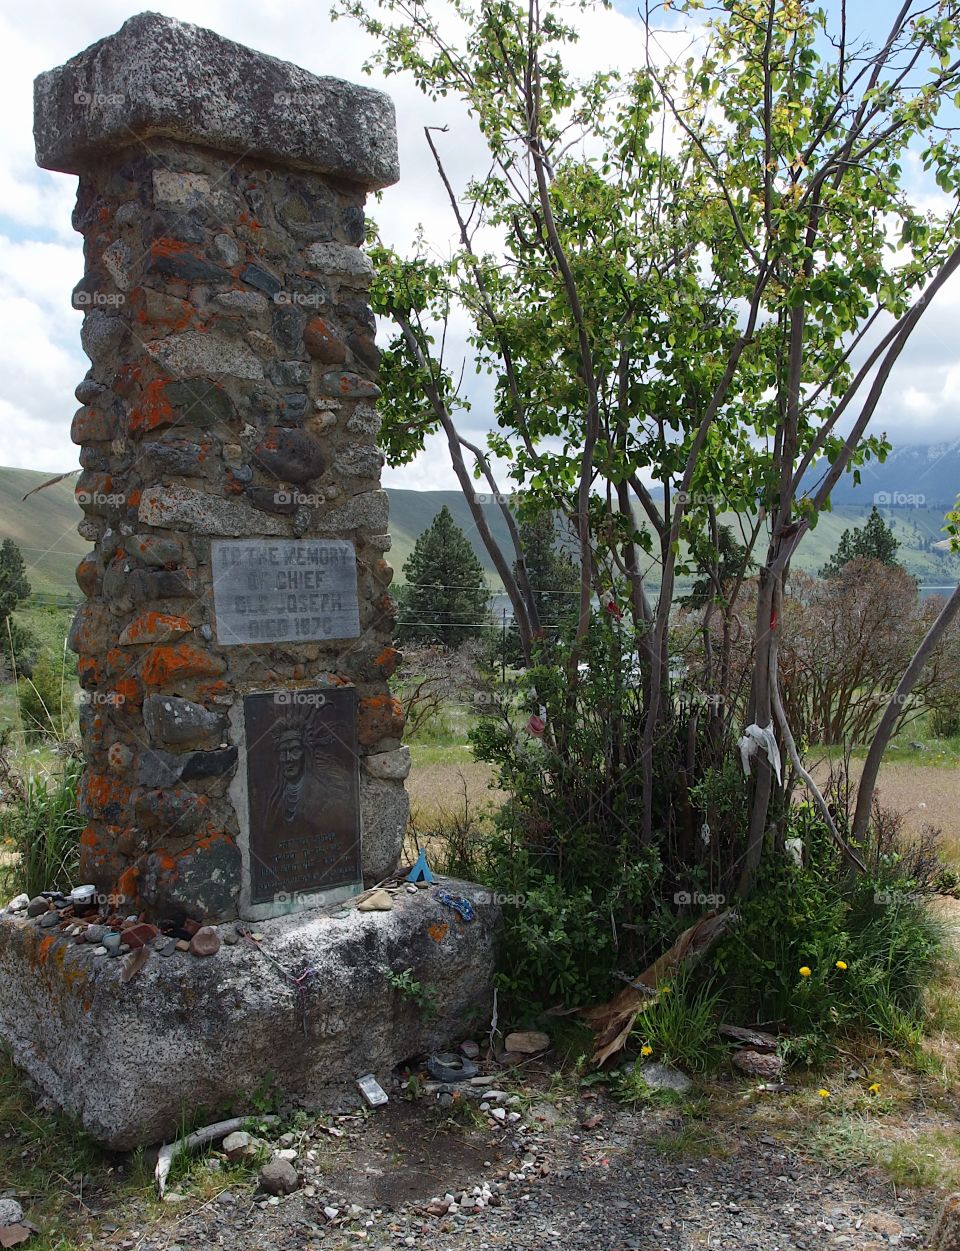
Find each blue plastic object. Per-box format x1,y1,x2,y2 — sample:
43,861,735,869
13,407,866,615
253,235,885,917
436,889,476,923
406,846,435,884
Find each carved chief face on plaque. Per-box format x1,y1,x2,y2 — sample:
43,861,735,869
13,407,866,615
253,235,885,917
244,689,362,906
268,705,352,828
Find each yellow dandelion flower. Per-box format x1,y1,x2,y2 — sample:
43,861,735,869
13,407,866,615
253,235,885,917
799,966,812,977
868,1082,881,1095
660,984,672,994
641,1044,653,1057
835,960,848,971
817,1089,831,1099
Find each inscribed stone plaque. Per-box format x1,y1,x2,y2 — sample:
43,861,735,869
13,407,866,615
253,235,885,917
211,538,360,645
244,688,362,906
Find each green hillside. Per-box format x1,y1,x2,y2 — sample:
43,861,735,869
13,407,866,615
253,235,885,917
0,466,955,601
711,505,960,586
0,468,88,599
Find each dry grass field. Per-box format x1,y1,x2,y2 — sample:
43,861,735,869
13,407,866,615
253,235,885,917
407,743,960,867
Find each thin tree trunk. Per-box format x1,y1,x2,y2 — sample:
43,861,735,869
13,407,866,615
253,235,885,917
851,583,960,842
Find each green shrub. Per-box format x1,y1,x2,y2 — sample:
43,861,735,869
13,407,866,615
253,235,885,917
465,615,948,1066
929,701,960,739
0,759,84,898
17,651,71,740
469,616,683,1008
710,814,947,1058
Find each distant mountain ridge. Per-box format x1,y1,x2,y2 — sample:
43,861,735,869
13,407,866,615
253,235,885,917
812,440,960,509
0,456,956,601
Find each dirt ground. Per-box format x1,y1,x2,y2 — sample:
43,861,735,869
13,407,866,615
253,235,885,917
848,760,960,860
80,1057,960,1251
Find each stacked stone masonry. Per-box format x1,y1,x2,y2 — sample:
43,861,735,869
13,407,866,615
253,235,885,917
54,21,408,923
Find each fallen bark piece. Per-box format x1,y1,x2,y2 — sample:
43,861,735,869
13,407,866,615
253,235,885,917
719,1024,779,1051
504,1030,549,1054
582,909,738,1067
155,1115,279,1196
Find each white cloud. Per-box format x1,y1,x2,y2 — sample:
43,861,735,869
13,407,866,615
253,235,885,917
0,0,957,492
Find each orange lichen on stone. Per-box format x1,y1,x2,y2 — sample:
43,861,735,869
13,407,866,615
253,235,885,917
374,647,400,678
141,642,225,687
150,237,190,259
358,694,404,746
118,611,192,647
116,865,140,904
129,377,175,434
78,657,100,684
81,772,132,820
428,923,449,944
111,676,143,706
76,556,99,597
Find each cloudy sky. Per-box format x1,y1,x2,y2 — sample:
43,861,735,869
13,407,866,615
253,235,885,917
0,0,957,491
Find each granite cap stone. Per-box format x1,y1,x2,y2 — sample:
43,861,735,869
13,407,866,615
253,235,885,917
34,11,399,189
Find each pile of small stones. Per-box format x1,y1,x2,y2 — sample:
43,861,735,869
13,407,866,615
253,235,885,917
3,886,234,959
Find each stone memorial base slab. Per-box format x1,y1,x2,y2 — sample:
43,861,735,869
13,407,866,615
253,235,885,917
0,880,499,1149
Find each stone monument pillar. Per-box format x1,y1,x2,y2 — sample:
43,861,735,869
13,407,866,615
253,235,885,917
34,11,409,923
0,17,499,1150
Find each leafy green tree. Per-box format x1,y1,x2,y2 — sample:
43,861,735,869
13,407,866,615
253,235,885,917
342,0,960,877
820,507,900,577
397,506,491,647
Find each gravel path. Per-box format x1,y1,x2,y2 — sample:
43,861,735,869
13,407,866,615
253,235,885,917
136,1093,939,1251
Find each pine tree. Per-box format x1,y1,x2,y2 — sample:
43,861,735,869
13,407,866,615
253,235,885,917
820,506,900,577
502,510,579,663
514,510,580,631
0,538,34,678
0,538,30,622
397,506,491,646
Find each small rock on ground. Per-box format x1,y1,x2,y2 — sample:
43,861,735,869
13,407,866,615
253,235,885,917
258,1157,299,1196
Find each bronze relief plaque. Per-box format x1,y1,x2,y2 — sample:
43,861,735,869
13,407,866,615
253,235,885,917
243,688,362,907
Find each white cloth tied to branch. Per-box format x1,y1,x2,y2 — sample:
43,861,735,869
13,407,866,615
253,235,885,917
737,722,782,784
